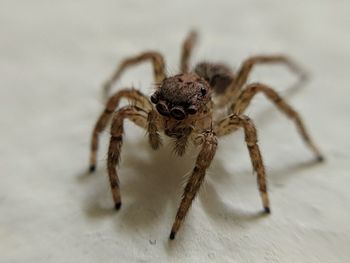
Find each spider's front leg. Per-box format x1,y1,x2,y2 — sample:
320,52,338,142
103,51,166,98
170,130,218,240
107,105,152,210
215,114,270,214
89,89,160,172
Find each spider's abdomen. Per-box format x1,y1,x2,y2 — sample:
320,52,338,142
194,62,234,94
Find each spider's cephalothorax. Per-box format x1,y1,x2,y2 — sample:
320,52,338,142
151,73,211,120
89,31,324,240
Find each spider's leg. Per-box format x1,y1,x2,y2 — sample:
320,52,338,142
217,55,308,107
231,82,324,161
89,89,160,172
180,30,198,73
170,130,217,240
103,51,166,98
107,105,150,209
214,114,270,213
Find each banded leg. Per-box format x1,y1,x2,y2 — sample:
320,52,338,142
180,30,198,73
214,114,270,213
103,51,166,98
170,130,217,240
218,55,308,107
89,89,155,172
147,109,162,150
107,106,149,209
232,82,323,161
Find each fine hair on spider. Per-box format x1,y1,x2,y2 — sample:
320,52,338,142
88,30,324,240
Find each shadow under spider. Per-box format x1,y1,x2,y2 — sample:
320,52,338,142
268,158,324,185
77,138,209,232
79,133,262,234
198,157,322,226
78,135,322,237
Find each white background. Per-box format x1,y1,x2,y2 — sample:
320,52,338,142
1,0,349,262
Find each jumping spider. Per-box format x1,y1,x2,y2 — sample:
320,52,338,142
89,31,323,240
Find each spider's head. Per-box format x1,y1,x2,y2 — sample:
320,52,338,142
150,73,211,120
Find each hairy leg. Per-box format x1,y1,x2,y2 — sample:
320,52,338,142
217,55,308,107
180,30,198,73
170,130,217,240
107,106,149,209
103,51,166,98
89,89,160,172
147,109,162,150
173,126,193,156
214,114,270,213
232,82,323,160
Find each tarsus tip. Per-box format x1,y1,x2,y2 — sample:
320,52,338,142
115,202,122,210
89,165,96,173
169,231,176,240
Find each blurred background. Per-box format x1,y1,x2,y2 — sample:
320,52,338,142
0,1,349,262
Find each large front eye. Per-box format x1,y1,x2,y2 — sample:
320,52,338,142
170,107,186,120
156,101,169,116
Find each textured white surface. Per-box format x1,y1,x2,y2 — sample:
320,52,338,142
1,1,350,262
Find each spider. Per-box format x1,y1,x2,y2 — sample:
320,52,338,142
88,31,324,240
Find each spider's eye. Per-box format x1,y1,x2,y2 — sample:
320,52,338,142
156,102,169,116
201,87,207,96
170,107,186,120
187,106,197,115
150,93,159,104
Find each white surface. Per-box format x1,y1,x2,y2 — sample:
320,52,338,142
1,1,350,262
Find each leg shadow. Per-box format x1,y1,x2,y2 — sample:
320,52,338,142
198,156,323,226
77,137,202,235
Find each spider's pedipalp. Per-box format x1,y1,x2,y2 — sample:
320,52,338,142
147,109,162,150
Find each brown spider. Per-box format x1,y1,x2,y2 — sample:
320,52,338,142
88,31,324,240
